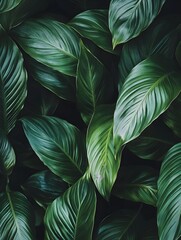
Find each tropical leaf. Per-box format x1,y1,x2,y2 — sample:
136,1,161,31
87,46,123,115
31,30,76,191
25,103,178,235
21,116,87,184
109,0,166,47
157,143,181,240
0,0,22,14
0,133,15,175
87,105,120,200
0,190,35,240
0,26,27,134
112,166,158,207
113,56,181,153
22,170,68,206
77,43,112,124
96,209,142,240
44,173,97,240
12,18,80,76
69,9,116,53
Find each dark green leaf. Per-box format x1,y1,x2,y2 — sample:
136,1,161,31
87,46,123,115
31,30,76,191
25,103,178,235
113,56,181,153
113,166,158,207
109,0,166,47
0,190,35,240
21,116,86,184
0,26,27,134
87,105,120,200
0,0,22,13
157,143,181,240
45,173,97,240
13,18,80,76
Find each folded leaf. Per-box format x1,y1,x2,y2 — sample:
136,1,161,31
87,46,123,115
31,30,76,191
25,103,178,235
0,0,22,14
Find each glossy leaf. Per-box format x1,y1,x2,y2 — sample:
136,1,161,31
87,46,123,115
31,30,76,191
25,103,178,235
0,0,22,13
45,173,97,240
96,209,142,240
13,18,80,76
21,116,86,184
113,166,158,207
113,56,181,152
157,143,181,240
69,9,115,53
0,190,35,240
0,133,15,175
87,105,120,200
0,26,27,134
109,0,166,47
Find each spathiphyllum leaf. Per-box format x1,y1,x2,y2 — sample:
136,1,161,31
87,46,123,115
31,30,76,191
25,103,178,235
0,0,22,13
13,18,80,76
87,105,120,200
0,133,15,175
113,56,181,152
77,43,112,124
69,9,115,54
157,143,181,240
0,190,35,240
109,0,166,47
0,26,27,134
45,173,97,240
21,116,86,184
113,166,158,207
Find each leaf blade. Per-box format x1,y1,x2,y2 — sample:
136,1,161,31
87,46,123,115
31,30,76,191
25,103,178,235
0,0,23,14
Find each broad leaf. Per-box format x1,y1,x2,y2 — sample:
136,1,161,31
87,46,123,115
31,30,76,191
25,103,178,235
96,209,142,240
87,105,120,200
22,170,68,206
157,143,181,240
112,166,158,207
109,0,166,47
0,0,22,13
0,190,35,240
0,26,27,134
113,56,181,152
0,133,15,175
45,173,97,240
21,116,86,184
13,18,80,76
69,10,115,53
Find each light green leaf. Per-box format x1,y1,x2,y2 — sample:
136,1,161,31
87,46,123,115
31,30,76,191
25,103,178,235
21,116,86,184
157,143,181,240
113,56,181,152
112,166,158,207
12,18,80,76
0,0,22,13
0,26,27,134
0,133,15,175
109,0,166,47
45,174,97,240
87,105,120,200
0,190,35,240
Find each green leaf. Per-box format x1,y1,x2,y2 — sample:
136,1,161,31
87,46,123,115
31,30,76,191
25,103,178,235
22,170,68,206
87,105,120,200
112,166,158,207
12,18,80,76
21,116,86,184
109,0,166,47
113,56,181,152
77,43,112,124
0,0,22,13
0,190,35,240
0,26,27,134
157,143,181,240
45,173,97,240
0,133,15,175
96,209,142,240
69,9,116,54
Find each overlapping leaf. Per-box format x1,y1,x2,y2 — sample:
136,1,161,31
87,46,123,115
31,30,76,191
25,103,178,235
109,0,166,47
0,26,27,134
45,174,97,240
113,56,181,152
0,191,35,240
13,18,80,76
21,116,86,184
157,143,181,240
0,0,22,14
